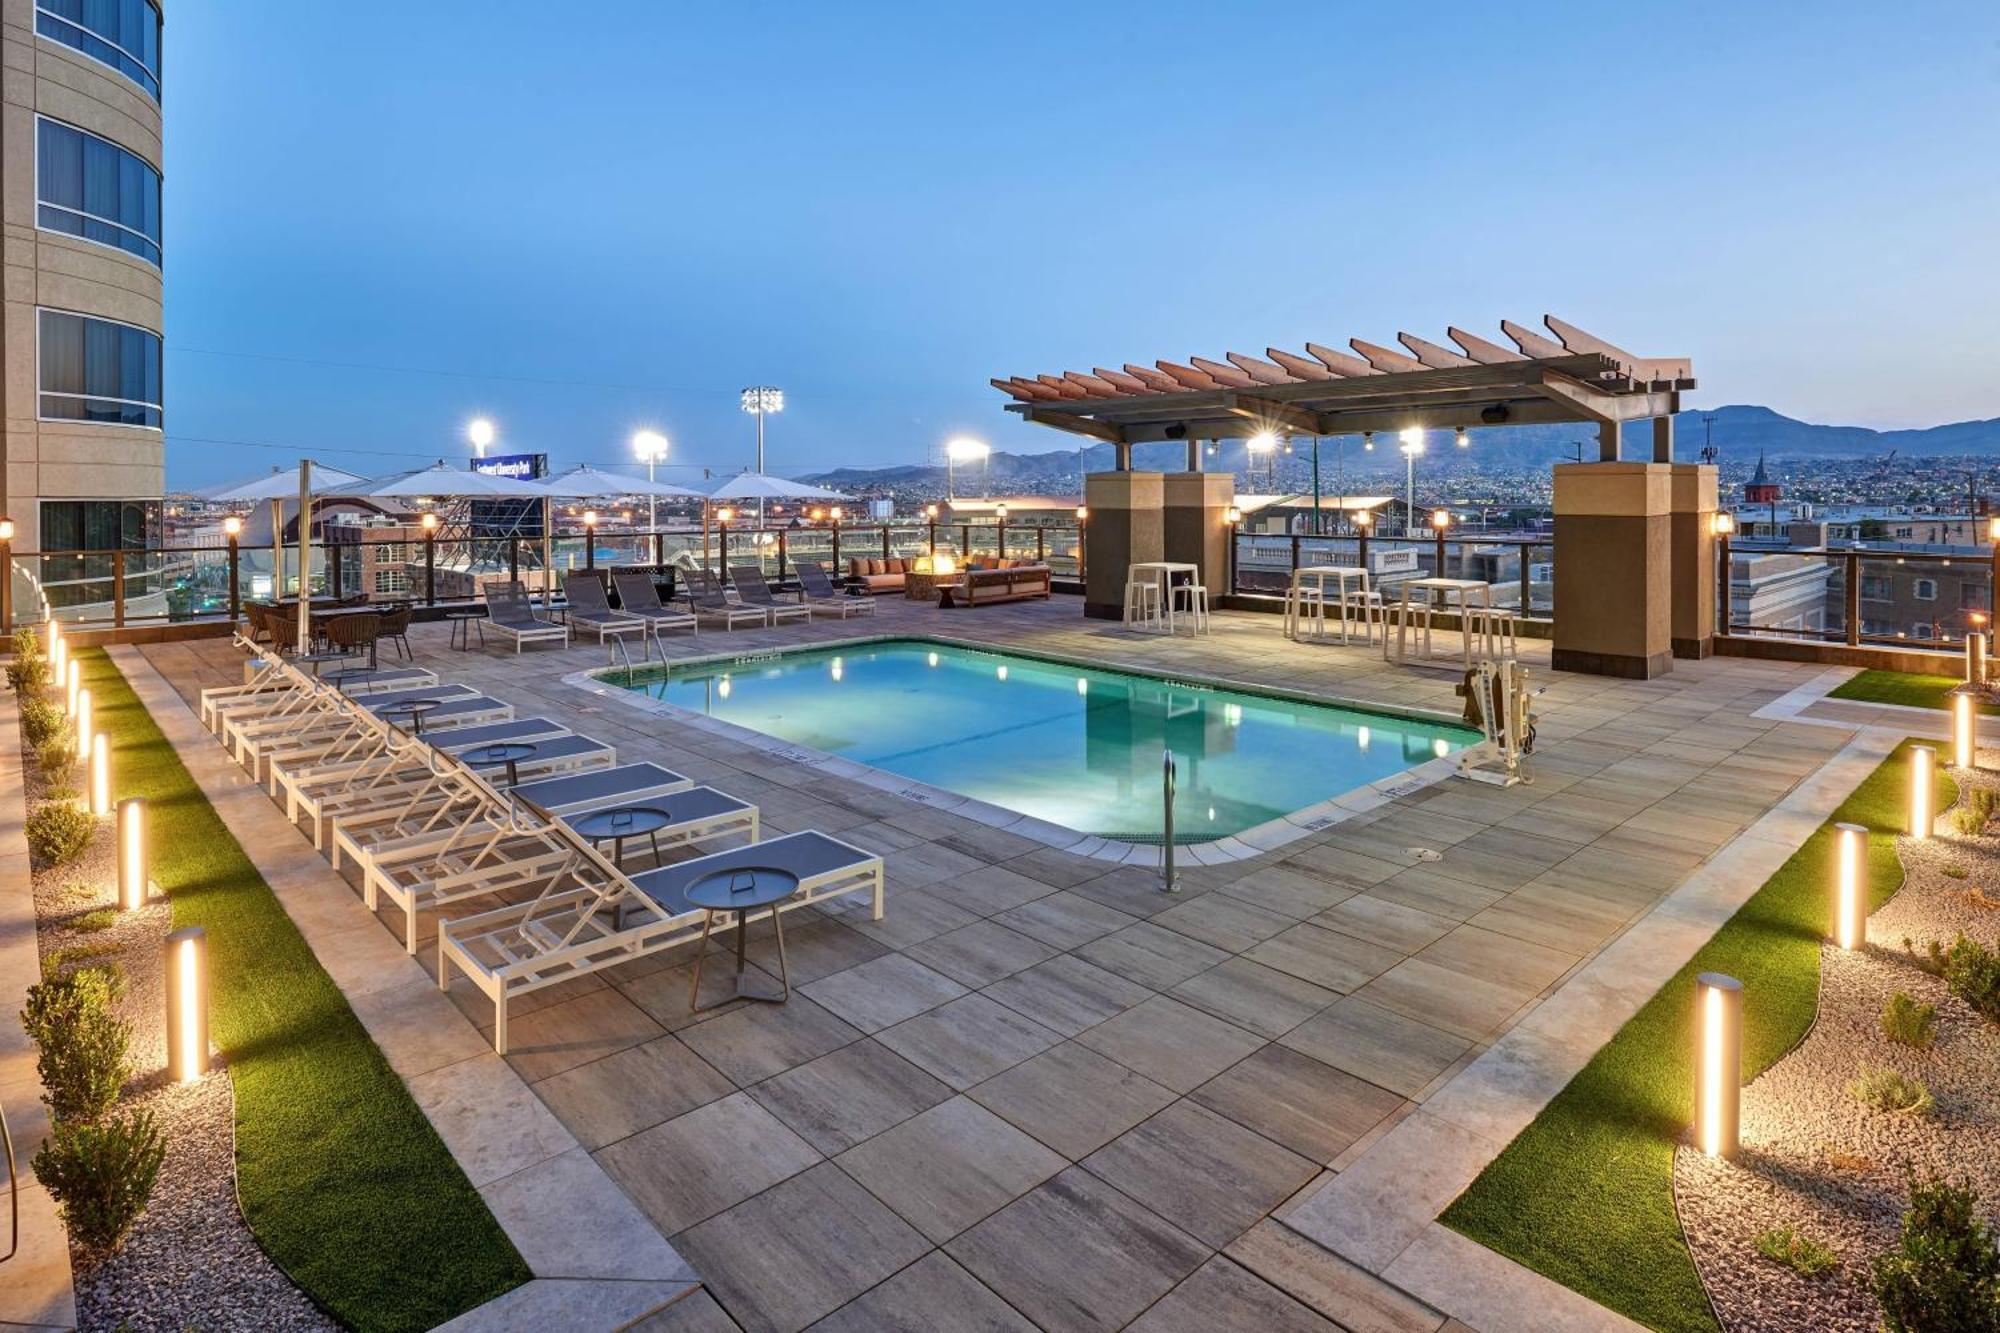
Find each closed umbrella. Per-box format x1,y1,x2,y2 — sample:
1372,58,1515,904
204,465,371,610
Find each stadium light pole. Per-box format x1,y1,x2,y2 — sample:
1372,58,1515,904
632,429,669,534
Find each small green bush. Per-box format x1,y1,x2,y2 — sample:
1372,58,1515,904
1849,1065,1934,1117
26,800,93,867
37,730,77,781
1756,1225,1840,1279
1925,934,2000,1023
43,940,121,976
69,908,118,933
1944,866,1970,880
20,696,65,748
1953,807,1987,836
8,652,50,695
31,1109,164,1253
1872,1174,2000,1332
20,968,130,1122
1884,992,1940,1049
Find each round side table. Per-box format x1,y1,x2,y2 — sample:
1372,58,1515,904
684,866,802,1011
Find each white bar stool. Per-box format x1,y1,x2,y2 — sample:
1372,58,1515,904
1469,606,1519,662
1171,582,1210,635
1124,579,1162,631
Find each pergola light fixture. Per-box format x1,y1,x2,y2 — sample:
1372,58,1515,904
1831,821,1866,950
1693,972,1743,1159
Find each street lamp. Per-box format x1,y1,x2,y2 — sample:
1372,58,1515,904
467,417,496,459
632,429,669,534
946,437,989,498
1399,427,1426,536
740,387,783,473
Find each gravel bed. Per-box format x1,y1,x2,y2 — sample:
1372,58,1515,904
17,691,337,1331
1674,766,2000,1333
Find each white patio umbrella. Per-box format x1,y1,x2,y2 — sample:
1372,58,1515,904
703,472,851,502
202,464,372,622
542,464,703,499
343,461,566,606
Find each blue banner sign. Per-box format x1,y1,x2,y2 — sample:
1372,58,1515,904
472,452,547,480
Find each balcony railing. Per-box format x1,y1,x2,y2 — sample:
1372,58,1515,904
0,520,1088,630
1229,530,1554,618
1717,541,1996,652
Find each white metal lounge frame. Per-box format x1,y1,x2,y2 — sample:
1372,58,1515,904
610,573,699,638
728,566,811,625
439,829,880,1053
485,589,569,653
790,561,876,619
563,575,648,646
683,569,769,630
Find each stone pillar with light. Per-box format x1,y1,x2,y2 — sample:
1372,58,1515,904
0,515,13,633
1084,471,1164,620
1669,451,1720,659
1163,472,1233,603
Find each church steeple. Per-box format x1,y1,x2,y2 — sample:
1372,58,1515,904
1744,451,1780,505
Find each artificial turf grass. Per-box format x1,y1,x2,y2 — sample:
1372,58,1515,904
1438,737,1952,1333
1829,669,1999,714
81,649,529,1332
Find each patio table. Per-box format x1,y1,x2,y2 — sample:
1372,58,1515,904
1126,561,1201,635
1387,577,1492,667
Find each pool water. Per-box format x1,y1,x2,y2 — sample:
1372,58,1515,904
625,639,1476,842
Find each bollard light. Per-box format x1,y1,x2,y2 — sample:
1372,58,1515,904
53,633,67,689
1831,821,1866,949
117,798,150,910
89,732,111,815
1969,613,1987,685
1908,745,1935,840
75,688,91,757
1954,691,1976,769
1693,972,1743,1159
164,926,211,1082
66,658,81,714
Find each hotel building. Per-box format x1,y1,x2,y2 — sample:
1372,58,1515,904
1,0,165,607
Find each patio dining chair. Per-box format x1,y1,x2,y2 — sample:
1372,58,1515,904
321,611,382,670
728,566,811,625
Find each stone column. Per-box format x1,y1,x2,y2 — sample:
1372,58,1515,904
1552,462,1673,678
1669,463,1718,658
1163,472,1233,596
1083,471,1164,620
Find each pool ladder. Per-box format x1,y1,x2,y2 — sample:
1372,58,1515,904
607,628,669,685
1160,748,1179,894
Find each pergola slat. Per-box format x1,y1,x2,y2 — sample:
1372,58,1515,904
1266,348,1334,380
1190,356,1259,388
1398,332,1476,369
1156,360,1226,390
1225,352,1298,385
1094,367,1157,394
1036,374,1090,399
1501,318,1569,359
1350,338,1428,374
1447,326,1528,363
1124,364,1185,392
1304,342,1381,377
1064,370,1128,397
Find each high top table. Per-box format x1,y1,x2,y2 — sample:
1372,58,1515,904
1285,566,1371,643
1386,577,1492,667
1125,561,1201,635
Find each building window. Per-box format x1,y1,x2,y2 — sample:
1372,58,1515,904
1966,586,1992,613
1912,622,1934,640
1860,576,1893,601
36,118,161,266
1913,578,1938,601
374,569,410,595
38,309,162,428
372,543,409,563
38,499,162,612
35,0,161,100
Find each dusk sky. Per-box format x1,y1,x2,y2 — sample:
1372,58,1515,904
164,2,2000,489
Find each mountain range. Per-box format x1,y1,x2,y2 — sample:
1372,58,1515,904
802,405,2000,490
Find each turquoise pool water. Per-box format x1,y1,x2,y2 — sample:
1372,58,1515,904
624,639,1476,842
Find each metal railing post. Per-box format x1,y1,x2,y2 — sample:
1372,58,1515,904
1036,526,1046,562
653,531,665,568
1519,544,1533,616
329,541,343,598
830,523,840,572
509,537,519,585
1845,551,1861,646
424,530,437,606
1715,532,1732,636
997,520,1007,560
719,525,730,573
227,536,240,621
113,549,126,628
880,526,891,561
1289,533,1301,576
1160,749,1178,894
777,529,788,582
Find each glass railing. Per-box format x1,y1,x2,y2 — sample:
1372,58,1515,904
1,521,1087,630
1719,544,1991,649
1228,531,1554,617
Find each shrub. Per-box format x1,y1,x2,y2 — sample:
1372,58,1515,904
37,730,77,781
69,908,118,933
1756,1225,1840,1279
20,968,130,1122
1944,866,1970,880
1883,992,1940,1049
1953,807,1987,836
26,801,92,867
8,645,50,695
1849,1065,1934,1117
1872,1174,2000,1333
20,696,65,748
1925,934,2000,1023
43,940,121,976
31,1109,164,1253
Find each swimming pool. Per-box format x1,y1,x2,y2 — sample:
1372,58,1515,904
619,639,1475,843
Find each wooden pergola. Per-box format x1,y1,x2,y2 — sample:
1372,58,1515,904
992,314,1695,466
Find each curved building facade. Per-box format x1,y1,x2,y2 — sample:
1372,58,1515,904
2,0,165,609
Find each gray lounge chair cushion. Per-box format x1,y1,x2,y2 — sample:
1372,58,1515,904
510,762,689,813
379,695,509,726
359,683,479,712
329,666,436,693
622,831,871,920
461,734,607,768
435,718,573,749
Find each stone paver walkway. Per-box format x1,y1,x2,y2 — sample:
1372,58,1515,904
140,596,1859,1333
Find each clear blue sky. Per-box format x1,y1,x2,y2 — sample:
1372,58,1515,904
163,1,2000,488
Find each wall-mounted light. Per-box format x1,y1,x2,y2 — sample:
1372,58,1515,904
1225,506,1242,524
75,688,91,757
1074,506,1088,522
1908,745,1935,840
1831,821,1866,949
89,732,111,816
118,797,150,910
165,926,211,1083
1954,691,1975,768
1693,972,1743,1159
